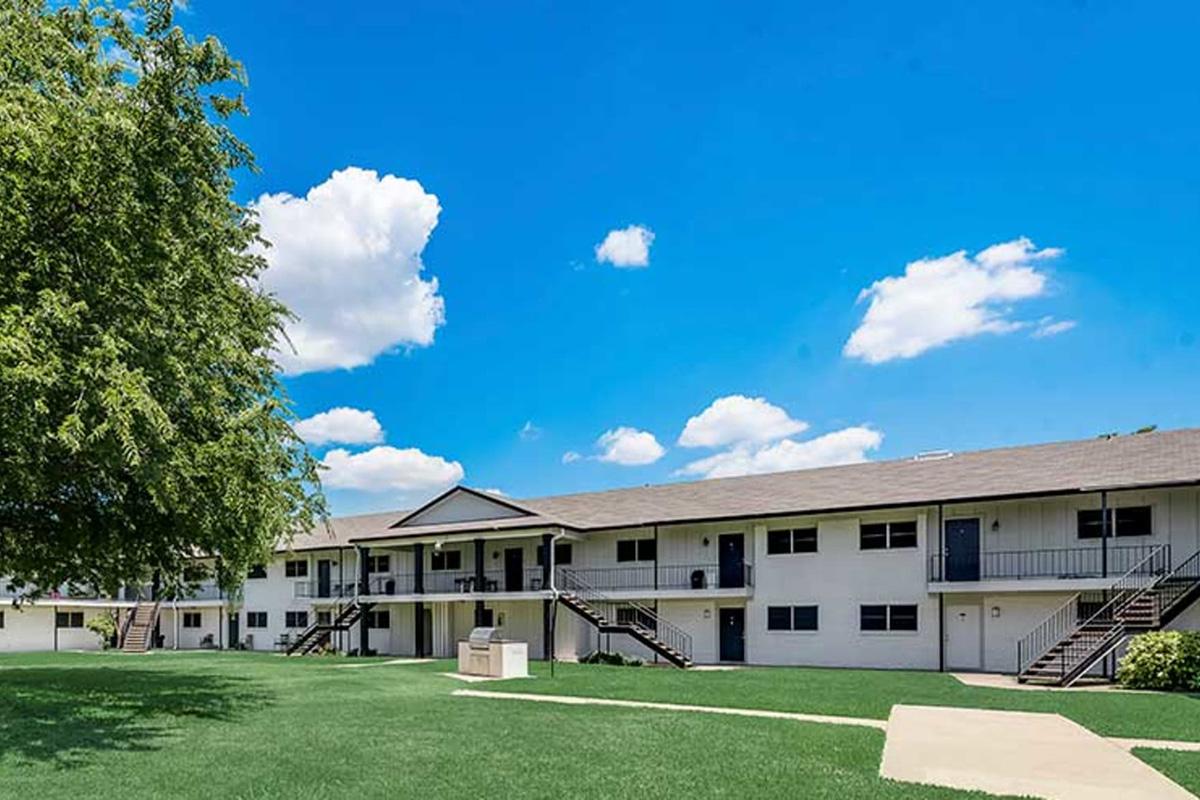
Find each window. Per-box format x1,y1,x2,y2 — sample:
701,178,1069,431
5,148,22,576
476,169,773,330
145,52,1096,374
284,560,308,578
768,606,819,631
366,610,390,629
246,564,267,579
367,554,390,573
860,521,917,550
536,543,573,566
617,539,656,562
285,611,308,629
182,612,202,628
478,608,494,627
316,611,332,626
767,528,818,555
1078,506,1152,539
430,550,461,571
861,604,918,632
0,610,5,628
55,611,84,628
246,611,268,628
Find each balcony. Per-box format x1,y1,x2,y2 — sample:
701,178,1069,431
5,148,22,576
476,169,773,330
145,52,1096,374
560,563,753,593
928,545,1162,583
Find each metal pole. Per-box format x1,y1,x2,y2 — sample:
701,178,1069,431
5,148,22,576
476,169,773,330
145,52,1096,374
1101,491,1109,579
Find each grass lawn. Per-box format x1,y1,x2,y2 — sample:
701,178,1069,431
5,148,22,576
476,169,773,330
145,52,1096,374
489,660,1200,742
0,651,1006,799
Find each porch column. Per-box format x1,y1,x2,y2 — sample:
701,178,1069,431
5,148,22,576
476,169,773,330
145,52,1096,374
151,570,161,650
542,533,553,661
653,525,659,590
1101,490,1109,579
413,543,425,594
414,601,425,658
474,538,486,627
357,546,370,656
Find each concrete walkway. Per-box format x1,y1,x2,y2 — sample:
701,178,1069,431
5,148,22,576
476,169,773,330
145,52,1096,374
451,689,887,729
880,704,1196,800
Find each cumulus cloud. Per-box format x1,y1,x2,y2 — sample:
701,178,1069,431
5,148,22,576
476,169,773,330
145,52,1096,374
321,446,463,493
844,237,1063,364
295,407,384,446
595,427,666,466
1032,317,1077,339
677,426,883,479
678,395,808,448
595,225,654,268
518,421,542,441
253,167,446,375
561,451,582,464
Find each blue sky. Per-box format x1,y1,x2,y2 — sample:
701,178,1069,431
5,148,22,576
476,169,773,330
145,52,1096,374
188,1,1199,515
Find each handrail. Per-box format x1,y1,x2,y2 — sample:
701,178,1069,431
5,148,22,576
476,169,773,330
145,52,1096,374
1151,549,1200,620
559,568,693,663
931,544,1162,582
1016,543,1169,677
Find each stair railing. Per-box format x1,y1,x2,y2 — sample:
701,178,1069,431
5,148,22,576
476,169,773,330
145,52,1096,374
1016,543,1169,678
1150,548,1200,621
559,568,693,663
117,605,135,649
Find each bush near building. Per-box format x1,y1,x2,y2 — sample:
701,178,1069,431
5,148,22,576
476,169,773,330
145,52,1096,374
1117,631,1200,691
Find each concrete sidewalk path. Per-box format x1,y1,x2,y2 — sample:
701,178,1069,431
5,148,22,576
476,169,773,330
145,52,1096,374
880,704,1196,800
451,689,887,729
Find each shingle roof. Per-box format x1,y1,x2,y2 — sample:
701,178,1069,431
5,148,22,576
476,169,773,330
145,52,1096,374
281,510,406,552
332,428,1200,544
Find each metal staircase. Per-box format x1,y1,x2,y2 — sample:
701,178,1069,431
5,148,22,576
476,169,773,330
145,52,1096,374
1017,545,1200,686
120,600,160,653
286,599,374,656
557,568,693,668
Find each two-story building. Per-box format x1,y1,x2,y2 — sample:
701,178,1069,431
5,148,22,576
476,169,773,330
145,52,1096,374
4,428,1199,685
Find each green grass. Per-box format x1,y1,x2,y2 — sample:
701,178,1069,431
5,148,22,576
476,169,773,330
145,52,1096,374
0,651,1008,799
488,660,1200,741
1134,749,1200,795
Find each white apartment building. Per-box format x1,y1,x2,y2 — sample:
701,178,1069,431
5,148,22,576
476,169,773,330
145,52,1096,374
4,428,1199,686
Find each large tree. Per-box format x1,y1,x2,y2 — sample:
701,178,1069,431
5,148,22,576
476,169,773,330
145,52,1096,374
0,0,323,596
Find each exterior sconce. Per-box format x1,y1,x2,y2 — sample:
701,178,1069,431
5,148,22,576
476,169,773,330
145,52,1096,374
991,519,1000,532
702,537,710,547
991,606,1001,618
493,551,499,560
703,608,712,619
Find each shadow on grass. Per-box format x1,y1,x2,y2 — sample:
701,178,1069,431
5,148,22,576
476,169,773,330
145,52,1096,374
0,665,272,768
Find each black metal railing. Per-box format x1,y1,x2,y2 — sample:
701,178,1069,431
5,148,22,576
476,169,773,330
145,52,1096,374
550,563,752,592
558,568,693,664
1148,549,1200,622
1016,544,1170,679
294,580,356,599
930,545,1162,582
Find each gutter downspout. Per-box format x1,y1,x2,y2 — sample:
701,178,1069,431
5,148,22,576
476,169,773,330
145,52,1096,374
173,598,179,651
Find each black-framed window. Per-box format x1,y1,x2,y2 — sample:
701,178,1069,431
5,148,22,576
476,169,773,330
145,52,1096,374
617,539,656,562
1078,506,1152,539
182,612,202,628
55,611,84,629
316,610,332,626
284,560,308,578
479,607,494,627
367,554,390,573
246,611,267,628
536,543,573,566
285,611,308,629
860,604,918,632
430,550,462,571
768,528,818,555
860,521,917,550
246,564,267,579
767,605,819,631
0,610,4,628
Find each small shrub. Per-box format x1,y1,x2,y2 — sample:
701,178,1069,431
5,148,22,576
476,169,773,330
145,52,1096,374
85,612,118,650
580,650,642,667
1117,631,1200,691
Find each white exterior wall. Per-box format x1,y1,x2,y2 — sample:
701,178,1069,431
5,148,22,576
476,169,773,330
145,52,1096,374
0,605,109,652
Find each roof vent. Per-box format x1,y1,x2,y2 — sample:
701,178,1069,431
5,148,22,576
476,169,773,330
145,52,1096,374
913,449,954,462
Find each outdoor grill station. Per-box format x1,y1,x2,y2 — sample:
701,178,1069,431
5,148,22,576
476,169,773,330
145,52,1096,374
457,627,528,679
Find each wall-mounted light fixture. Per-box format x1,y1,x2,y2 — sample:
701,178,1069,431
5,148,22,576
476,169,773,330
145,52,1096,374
703,608,712,619
702,537,710,547
492,551,499,560
991,519,1000,532
991,606,1001,618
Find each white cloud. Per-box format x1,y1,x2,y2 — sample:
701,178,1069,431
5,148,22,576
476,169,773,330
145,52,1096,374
595,427,666,466
678,395,808,448
595,225,654,268
295,407,384,446
844,237,1063,364
561,451,582,464
1032,317,1077,338
677,427,883,479
481,487,507,497
518,421,542,441
321,446,463,492
253,167,446,375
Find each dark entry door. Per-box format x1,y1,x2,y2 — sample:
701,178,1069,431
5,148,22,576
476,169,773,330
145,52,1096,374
718,533,745,588
317,559,332,598
945,518,982,582
504,548,524,592
719,608,745,662
227,612,239,649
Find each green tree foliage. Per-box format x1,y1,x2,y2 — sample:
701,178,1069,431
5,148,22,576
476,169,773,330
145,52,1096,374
0,1,324,596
